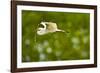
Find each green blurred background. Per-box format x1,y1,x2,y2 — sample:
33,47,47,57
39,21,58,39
22,10,90,62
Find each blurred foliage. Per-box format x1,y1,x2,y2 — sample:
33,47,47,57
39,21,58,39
22,10,90,62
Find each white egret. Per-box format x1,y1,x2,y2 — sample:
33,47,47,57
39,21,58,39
37,22,65,35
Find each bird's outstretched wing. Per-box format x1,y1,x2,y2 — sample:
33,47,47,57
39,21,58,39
44,22,58,31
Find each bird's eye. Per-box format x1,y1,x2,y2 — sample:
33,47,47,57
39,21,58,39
39,24,44,28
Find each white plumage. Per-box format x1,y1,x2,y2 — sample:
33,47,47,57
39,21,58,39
37,22,65,35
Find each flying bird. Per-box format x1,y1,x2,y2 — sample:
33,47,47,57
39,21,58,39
37,22,65,35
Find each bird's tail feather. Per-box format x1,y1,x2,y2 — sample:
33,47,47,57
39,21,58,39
56,29,65,32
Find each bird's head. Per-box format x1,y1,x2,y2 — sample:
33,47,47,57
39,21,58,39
40,22,45,25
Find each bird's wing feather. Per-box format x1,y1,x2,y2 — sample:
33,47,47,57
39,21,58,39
45,22,57,31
